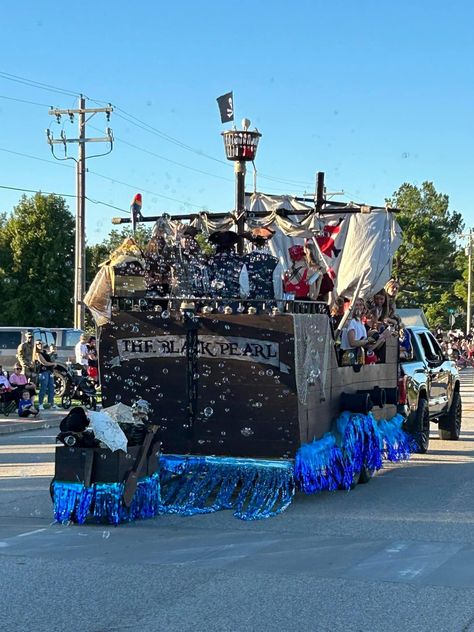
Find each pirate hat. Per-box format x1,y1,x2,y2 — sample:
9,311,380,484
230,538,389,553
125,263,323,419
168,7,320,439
244,227,275,243
288,245,305,261
59,407,90,433
182,225,201,238
208,231,239,249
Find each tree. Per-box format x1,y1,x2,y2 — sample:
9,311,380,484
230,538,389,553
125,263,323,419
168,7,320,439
387,182,464,327
0,212,14,310
0,193,75,326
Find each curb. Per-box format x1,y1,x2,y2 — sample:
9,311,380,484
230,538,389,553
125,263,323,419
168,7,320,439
0,415,62,436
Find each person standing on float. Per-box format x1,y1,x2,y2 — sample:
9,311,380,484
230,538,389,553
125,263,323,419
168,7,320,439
208,231,244,302
240,227,283,309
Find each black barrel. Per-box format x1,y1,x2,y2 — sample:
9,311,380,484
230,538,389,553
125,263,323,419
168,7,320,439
340,392,373,415
384,387,398,405
357,387,386,409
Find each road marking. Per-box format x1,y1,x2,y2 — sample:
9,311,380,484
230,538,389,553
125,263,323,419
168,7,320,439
17,528,47,538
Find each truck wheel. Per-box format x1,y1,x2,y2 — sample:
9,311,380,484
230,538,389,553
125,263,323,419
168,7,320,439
54,370,69,398
359,466,374,484
438,391,462,440
413,398,430,454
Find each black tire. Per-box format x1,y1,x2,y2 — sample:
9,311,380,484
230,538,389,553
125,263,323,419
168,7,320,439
412,398,430,454
54,370,70,398
338,468,360,490
359,466,374,484
438,391,462,440
49,477,55,501
85,396,97,411
61,395,72,410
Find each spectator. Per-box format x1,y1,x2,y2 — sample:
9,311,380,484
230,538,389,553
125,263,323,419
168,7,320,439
18,391,39,418
75,334,89,374
0,373,22,406
16,331,35,380
87,336,99,384
34,341,57,411
9,364,36,398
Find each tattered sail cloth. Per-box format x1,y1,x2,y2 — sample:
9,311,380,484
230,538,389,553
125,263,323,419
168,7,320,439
84,237,145,325
241,193,403,298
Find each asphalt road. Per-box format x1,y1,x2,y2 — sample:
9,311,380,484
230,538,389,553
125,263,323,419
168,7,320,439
1,372,474,632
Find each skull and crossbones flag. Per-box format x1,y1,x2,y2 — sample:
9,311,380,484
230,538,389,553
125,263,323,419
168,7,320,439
216,91,234,123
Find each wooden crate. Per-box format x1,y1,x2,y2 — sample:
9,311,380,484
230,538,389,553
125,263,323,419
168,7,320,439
54,444,159,486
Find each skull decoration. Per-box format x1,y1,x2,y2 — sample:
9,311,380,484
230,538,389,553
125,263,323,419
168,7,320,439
132,399,151,424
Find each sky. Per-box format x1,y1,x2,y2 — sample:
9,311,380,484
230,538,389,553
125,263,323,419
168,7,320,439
1,0,473,245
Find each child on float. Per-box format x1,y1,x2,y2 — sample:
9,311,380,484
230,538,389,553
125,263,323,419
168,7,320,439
340,298,390,365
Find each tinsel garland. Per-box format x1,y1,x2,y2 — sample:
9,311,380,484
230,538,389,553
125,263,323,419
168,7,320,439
159,455,295,521
294,435,342,493
294,412,413,493
52,413,413,524
378,414,414,461
52,473,161,525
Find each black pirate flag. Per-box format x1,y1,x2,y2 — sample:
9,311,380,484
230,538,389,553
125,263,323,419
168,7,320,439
216,91,234,123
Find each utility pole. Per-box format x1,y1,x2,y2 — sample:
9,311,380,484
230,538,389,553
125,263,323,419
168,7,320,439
47,96,113,330
467,228,472,335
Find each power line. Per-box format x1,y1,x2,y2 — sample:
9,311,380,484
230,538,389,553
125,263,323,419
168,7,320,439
0,145,216,211
87,169,217,210
113,107,314,188
89,125,233,183
0,70,77,97
0,70,314,190
114,108,229,166
0,183,76,198
0,146,74,169
0,143,311,214
0,94,53,108
0,183,127,213
90,125,312,194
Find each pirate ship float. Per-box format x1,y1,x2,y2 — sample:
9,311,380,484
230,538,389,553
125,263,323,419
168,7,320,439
52,118,412,524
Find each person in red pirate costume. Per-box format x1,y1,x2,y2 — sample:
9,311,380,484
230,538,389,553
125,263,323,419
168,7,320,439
283,245,311,299
315,217,343,258
304,238,335,301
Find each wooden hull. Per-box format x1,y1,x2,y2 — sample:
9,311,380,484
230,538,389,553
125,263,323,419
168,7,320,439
98,311,398,459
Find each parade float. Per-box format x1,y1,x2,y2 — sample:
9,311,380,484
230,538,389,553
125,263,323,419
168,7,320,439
51,117,413,525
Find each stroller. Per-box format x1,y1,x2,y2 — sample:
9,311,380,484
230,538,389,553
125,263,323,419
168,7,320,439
61,365,97,410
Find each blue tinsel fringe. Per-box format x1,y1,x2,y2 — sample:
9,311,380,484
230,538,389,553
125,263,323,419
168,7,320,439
159,455,294,521
294,412,413,493
53,473,161,526
52,413,413,524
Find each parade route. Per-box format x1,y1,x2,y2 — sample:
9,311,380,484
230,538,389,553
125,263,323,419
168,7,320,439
1,371,474,632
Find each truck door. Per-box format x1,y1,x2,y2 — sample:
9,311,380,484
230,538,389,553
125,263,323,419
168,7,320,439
416,331,448,414
425,331,450,413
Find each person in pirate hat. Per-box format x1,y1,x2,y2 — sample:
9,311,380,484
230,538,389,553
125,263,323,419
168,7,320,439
207,231,244,300
56,407,97,447
171,224,209,298
144,224,172,298
240,227,283,304
283,245,311,299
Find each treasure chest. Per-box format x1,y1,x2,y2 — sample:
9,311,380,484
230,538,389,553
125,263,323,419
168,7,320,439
54,444,159,487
